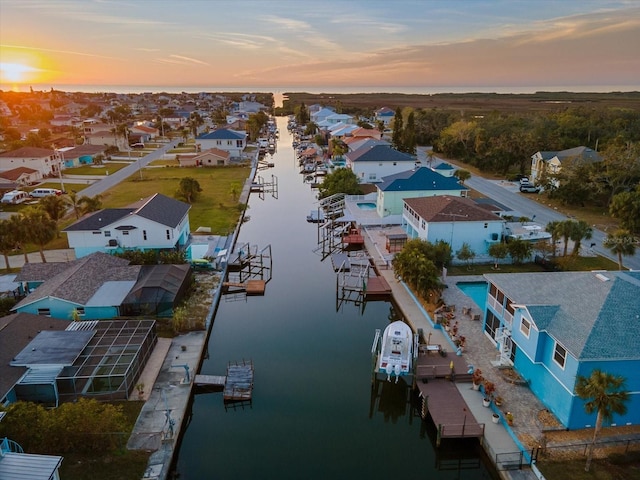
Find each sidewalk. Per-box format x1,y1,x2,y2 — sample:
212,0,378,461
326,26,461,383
362,226,539,479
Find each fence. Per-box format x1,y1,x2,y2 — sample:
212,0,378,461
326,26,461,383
540,437,640,460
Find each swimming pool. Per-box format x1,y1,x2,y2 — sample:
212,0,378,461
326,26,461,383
456,281,488,310
356,202,377,210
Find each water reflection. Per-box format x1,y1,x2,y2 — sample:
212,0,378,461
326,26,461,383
173,116,496,480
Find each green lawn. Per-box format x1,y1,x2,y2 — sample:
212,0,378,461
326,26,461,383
65,162,129,175
537,451,640,480
100,165,251,234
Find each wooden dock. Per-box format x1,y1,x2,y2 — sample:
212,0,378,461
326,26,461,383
364,275,392,298
223,361,254,402
222,279,266,295
416,379,484,446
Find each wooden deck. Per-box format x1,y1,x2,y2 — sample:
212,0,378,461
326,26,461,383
364,275,392,298
416,379,484,445
223,361,254,402
343,228,364,246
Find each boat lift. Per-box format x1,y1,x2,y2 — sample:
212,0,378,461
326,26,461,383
251,174,278,200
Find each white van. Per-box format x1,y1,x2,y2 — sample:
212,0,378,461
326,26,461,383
30,188,63,198
1,190,30,204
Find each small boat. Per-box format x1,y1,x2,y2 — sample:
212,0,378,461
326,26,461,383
377,321,414,382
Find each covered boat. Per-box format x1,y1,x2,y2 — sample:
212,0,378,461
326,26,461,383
376,320,415,382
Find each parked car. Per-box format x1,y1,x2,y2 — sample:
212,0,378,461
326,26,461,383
1,190,30,204
519,177,530,185
520,183,540,193
30,188,63,198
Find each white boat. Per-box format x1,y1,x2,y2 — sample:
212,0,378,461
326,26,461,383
376,321,415,382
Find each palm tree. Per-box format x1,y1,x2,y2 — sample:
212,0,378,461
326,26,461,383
67,191,82,219
454,169,471,184
39,195,68,237
20,208,57,262
570,220,593,256
7,214,28,264
603,229,637,270
575,370,629,472
545,220,563,258
78,194,103,215
0,219,16,272
559,220,575,257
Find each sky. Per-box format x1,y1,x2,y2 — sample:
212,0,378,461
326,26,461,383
1,0,639,92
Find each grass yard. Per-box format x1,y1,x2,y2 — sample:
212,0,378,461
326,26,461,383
537,450,640,480
99,165,251,234
148,159,179,166
65,162,130,175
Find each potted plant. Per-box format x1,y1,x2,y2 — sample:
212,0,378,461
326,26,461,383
472,369,483,390
135,382,145,399
483,380,495,407
494,395,504,407
492,412,500,424
451,321,459,338
506,412,514,426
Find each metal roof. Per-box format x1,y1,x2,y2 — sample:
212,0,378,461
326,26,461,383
0,452,63,480
10,330,95,366
85,280,137,307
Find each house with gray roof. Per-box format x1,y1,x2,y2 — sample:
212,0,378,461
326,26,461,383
403,195,504,260
63,193,191,258
0,147,60,178
346,144,417,183
530,146,603,186
377,166,469,218
481,270,640,429
196,128,246,159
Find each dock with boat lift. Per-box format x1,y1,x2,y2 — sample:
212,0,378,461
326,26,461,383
194,360,254,403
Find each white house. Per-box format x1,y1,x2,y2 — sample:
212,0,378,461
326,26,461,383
196,128,246,159
346,142,417,183
402,195,505,261
83,122,120,147
0,147,60,178
63,193,191,258
310,107,336,125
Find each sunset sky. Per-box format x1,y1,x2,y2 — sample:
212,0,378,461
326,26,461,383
1,0,639,92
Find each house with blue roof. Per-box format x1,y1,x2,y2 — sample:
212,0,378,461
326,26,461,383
310,107,336,124
481,270,640,429
346,144,417,183
377,166,469,217
63,193,190,258
375,107,395,126
432,162,456,177
196,128,246,159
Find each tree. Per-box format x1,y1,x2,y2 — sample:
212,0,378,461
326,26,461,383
317,168,363,199
575,370,629,472
609,186,640,234
66,191,82,219
0,218,17,272
558,220,575,257
603,229,637,270
456,242,475,270
229,182,241,201
392,239,444,299
506,238,532,264
454,169,471,184
391,107,404,151
569,220,593,256
7,214,28,264
176,177,202,204
78,194,103,215
545,220,563,257
401,111,416,154
20,208,57,262
38,195,68,237
488,242,509,269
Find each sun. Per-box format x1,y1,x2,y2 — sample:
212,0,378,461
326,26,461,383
0,62,39,83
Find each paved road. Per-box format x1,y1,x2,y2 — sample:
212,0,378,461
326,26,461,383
417,147,640,270
78,140,178,198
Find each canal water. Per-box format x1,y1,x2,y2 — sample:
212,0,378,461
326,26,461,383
174,117,496,479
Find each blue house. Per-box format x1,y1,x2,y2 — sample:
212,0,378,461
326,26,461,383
481,271,640,429
13,252,193,320
196,128,246,159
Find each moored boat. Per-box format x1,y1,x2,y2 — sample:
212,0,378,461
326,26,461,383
376,321,415,382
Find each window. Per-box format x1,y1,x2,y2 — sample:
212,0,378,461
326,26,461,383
122,230,129,236
553,343,567,368
93,231,101,235
38,308,51,316
520,317,531,337
166,229,171,240
76,307,85,316
104,231,111,237
143,230,147,241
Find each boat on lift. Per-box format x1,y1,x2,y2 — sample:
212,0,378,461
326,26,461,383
375,321,415,382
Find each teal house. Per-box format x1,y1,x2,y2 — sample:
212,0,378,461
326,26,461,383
481,271,640,429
